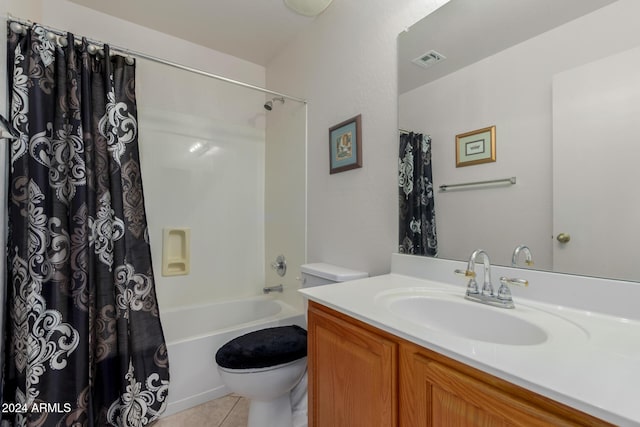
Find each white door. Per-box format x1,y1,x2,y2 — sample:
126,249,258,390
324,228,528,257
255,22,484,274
552,46,640,281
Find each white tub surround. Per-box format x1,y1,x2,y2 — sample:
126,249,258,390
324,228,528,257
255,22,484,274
162,296,304,417
300,253,640,426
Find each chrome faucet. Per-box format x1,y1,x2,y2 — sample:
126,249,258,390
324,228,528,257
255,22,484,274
512,245,534,268
455,249,493,297
263,284,283,294
455,249,528,309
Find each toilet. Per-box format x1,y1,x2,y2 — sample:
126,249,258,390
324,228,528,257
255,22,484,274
215,263,368,427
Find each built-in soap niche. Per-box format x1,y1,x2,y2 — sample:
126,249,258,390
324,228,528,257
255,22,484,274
162,228,191,276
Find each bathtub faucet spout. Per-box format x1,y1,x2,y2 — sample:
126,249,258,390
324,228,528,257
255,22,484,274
263,284,283,294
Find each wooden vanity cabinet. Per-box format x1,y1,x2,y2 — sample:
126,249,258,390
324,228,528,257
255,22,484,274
307,301,612,427
399,342,612,426
307,301,398,427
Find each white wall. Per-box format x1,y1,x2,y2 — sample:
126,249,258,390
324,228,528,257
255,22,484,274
399,0,640,268
266,0,451,277
265,100,307,310
1,0,271,310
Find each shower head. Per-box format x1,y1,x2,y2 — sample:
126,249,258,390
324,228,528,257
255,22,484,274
264,97,285,111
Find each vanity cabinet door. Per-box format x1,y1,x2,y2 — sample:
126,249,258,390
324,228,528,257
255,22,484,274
307,301,398,427
399,342,611,427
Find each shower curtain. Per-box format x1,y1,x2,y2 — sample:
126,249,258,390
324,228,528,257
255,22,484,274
3,24,169,426
398,132,438,256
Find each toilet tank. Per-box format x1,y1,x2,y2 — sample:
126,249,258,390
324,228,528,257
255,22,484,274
300,263,368,288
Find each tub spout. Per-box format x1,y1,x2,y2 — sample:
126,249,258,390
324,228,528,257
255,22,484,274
263,284,283,294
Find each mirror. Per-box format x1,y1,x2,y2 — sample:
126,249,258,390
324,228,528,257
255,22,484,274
398,0,640,282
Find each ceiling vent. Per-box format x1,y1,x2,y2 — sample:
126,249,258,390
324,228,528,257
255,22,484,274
412,50,446,69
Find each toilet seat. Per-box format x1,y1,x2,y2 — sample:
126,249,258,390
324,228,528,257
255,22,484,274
217,357,307,374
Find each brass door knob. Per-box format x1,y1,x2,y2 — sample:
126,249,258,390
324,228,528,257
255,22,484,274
556,233,571,243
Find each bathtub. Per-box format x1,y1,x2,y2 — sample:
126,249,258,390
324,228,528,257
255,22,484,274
161,295,305,417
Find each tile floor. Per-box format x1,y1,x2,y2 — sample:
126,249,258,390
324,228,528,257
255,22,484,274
153,394,249,427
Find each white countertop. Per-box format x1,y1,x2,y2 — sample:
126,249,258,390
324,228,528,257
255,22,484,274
300,267,640,426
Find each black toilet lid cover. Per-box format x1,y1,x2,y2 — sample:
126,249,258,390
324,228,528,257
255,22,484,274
215,325,307,369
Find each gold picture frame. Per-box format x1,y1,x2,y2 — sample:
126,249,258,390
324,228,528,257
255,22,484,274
455,125,496,167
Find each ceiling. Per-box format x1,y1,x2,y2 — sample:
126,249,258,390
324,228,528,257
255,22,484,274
399,0,616,94
69,0,319,66
71,0,618,81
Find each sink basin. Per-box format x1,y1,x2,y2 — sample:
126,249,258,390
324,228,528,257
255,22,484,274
385,293,547,345
377,290,564,345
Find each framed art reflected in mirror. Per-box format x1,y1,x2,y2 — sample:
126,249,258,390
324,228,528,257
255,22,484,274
455,126,496,167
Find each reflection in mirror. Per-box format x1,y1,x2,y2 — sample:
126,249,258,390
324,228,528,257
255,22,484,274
398,0,640,281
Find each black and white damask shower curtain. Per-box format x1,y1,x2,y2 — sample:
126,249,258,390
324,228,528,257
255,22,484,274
3,24,169,426
398,132,438,256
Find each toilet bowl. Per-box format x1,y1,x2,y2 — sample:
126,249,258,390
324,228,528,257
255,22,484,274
215,263,368,427
218,358,307,427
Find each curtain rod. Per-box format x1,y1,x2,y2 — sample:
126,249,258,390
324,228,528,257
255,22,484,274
3,14,307,104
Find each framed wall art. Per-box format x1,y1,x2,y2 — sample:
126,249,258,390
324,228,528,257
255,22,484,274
329,114,362,174
455,125,496,167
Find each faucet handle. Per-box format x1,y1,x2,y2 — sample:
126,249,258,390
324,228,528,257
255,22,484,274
454,269,476,278
500,277,529,287
271,255,287,277
497,276,528,304
455,269,479,295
